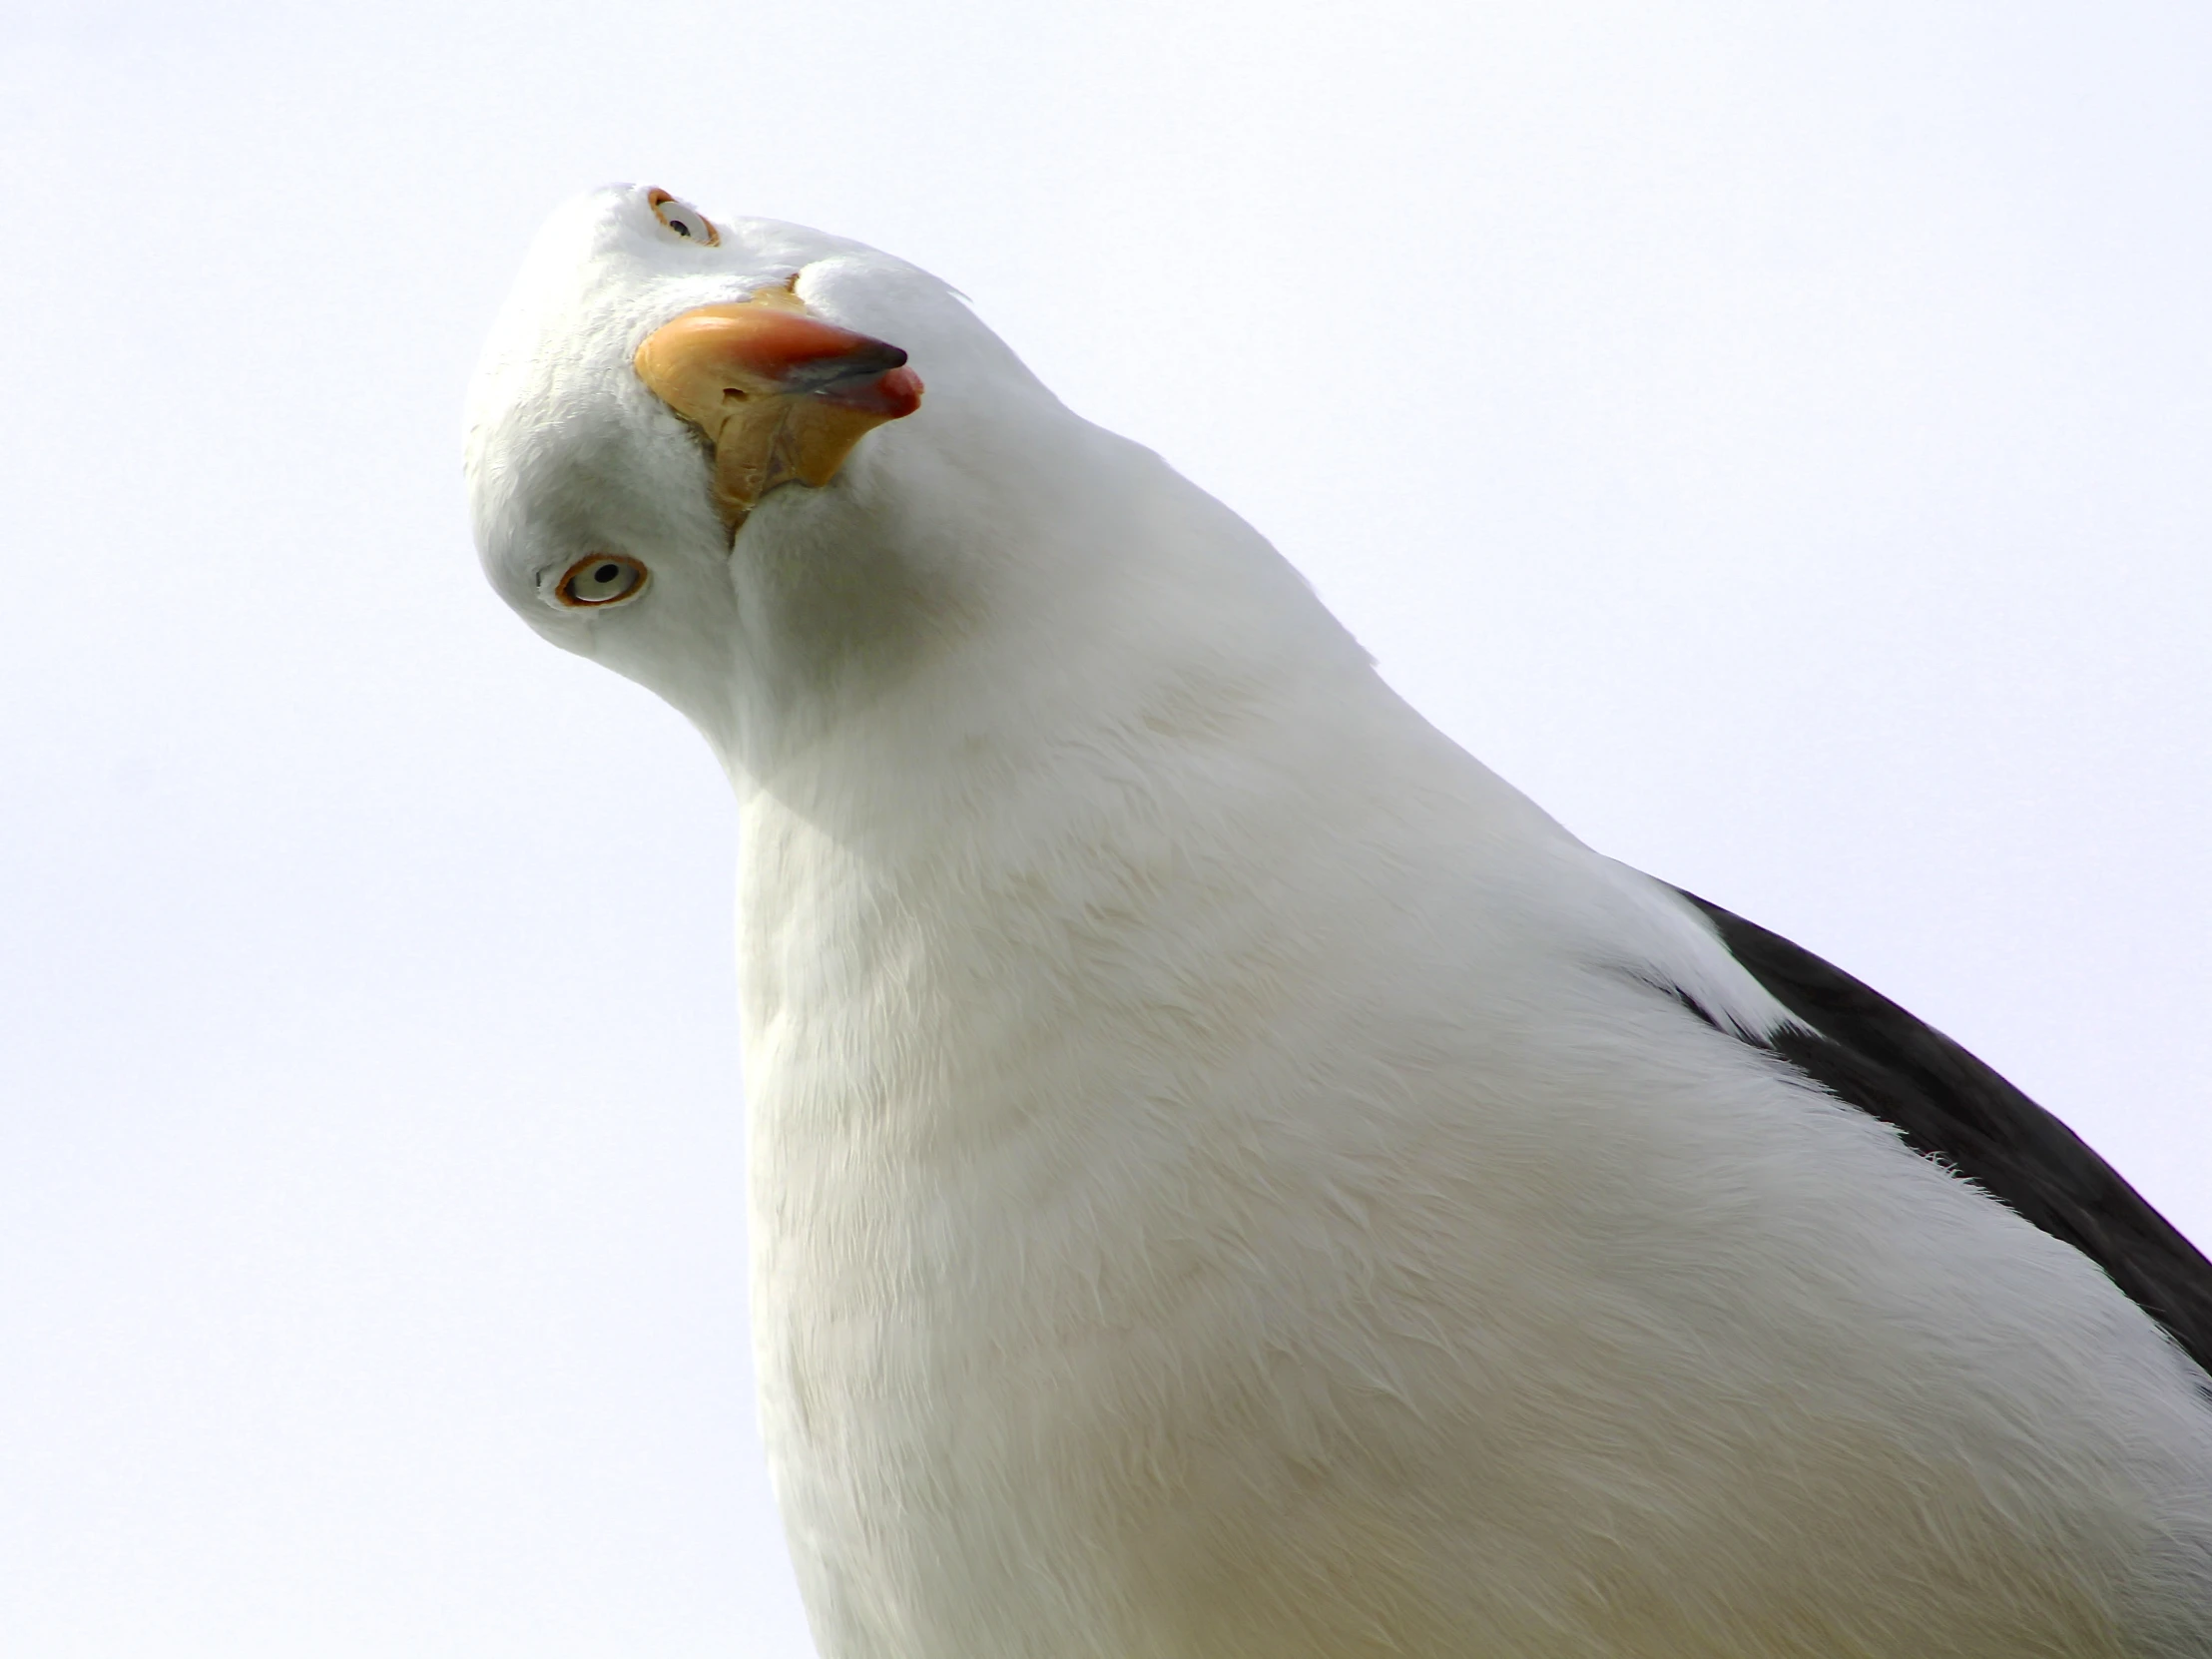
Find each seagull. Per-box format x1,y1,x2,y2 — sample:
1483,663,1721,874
466,184,2212,1658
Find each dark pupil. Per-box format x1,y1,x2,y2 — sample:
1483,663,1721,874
669,219,691,238
594,563,620,584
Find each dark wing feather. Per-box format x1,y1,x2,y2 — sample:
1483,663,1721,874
1675,887,2212,1377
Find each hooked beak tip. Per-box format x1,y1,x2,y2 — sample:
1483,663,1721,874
817,362,924,418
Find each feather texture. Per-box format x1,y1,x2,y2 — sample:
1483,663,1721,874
468,185,2212,1658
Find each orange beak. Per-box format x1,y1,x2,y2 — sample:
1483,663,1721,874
633,289,924,533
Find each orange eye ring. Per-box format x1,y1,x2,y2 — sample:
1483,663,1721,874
555,554,650,608
646,188,721,247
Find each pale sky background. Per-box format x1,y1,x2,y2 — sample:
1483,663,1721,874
2,3,2206,1655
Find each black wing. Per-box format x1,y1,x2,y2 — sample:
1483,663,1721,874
1675,887,2212,1377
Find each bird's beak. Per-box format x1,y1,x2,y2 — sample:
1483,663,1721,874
633,288,924,534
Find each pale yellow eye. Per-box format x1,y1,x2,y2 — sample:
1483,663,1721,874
556,554,648,608
646,188,720,246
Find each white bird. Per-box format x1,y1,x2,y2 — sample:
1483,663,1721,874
466,184,2212,1659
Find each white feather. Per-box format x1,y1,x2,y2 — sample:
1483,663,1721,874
468,185,2212,1658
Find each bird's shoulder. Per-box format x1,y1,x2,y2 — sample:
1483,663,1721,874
1653,886,2212,1377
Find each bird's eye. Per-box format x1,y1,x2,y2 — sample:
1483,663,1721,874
555,554,649,608
646,188,720,247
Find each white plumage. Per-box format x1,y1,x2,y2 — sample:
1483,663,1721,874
467,184,2212,1657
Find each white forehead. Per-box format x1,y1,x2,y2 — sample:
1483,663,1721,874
467,185,893,440
501,184,891,324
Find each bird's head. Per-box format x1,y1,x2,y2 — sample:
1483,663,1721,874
465,184,1060,764
469,184,1349,797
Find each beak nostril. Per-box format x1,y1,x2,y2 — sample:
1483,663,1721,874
723,386,749,402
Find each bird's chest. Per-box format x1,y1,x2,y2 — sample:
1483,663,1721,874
746,1069,1209,1659
733,899,1422,1655
727,825,1545,1656
725,810,2163,1659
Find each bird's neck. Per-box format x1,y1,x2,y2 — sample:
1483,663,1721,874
715,413,1374,832
717,422,1563,1169
717,421,1399,1132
